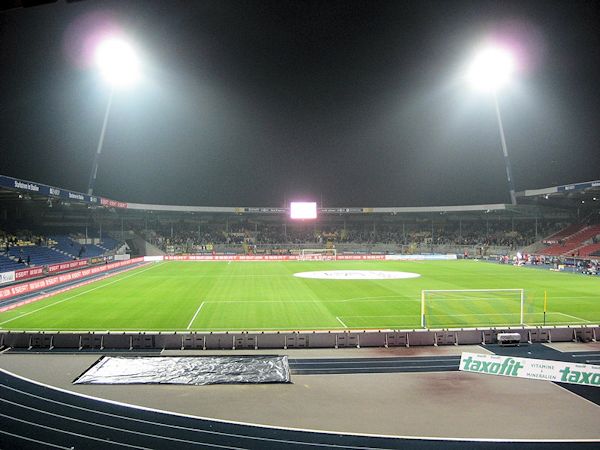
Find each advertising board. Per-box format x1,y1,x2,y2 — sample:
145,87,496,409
0,271,15,285
0,258,143,302
459,352,600,388
15,266,45,281
164,255,293,261
47,259,88,273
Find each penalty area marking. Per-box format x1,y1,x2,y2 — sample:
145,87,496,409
522,312,592,327
201,295,417,304
187,302,205,329
336,316,348,328
556,312,592,323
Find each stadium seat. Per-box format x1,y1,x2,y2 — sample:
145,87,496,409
540,224,600,257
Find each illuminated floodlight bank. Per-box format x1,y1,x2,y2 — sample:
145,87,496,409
88,35,141,195
290,202,317,220
467,45,515,92
95,36,140,87
465,42,518,205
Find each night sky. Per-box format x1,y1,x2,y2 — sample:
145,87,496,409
1,0,599,207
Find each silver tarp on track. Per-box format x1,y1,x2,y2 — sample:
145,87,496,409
74,356,291,385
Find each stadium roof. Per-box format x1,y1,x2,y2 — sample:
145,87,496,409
517,180,600,210
1,174,596,220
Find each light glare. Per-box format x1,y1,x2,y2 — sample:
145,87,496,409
290,202,317,220
95,37,140,87
467,46,515,92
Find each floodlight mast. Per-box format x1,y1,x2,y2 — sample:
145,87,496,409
468,45,517,205
87,90,113,196
87,37,140,196
492,91,517,205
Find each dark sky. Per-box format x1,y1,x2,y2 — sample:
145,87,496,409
1,0,599,207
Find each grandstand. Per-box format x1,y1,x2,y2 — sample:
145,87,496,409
0,176,599,449
539,223,600,257
1,231,121,267
0,253,24,272
0,173,598,263
577,243,600,258
2,1,599,448
7,244,72,266
0,172,598,305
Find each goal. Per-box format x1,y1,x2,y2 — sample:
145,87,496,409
298,248,337,261
420,289,524,328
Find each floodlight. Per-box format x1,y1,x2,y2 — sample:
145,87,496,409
464,43,518,205
467,45,515,92
87,35,141,195
95,36,140,87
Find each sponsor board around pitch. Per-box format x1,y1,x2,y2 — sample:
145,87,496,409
0,258,143,302
100,197,128,209
164,255,293,261
385,254,457,261
0,271,16,285
47,259,88,273
459,352,600,388
15,266,44,281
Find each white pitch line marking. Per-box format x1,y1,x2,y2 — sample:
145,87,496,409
187,302,205,330
200,295,417,304
336,316,348,328
555,312,592,323
0,263,164,326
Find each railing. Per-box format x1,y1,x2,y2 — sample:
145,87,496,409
1,325,597,350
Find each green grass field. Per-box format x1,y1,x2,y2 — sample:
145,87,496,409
0,260,599,331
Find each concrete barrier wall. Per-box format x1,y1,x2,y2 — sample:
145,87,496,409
3,325,597,350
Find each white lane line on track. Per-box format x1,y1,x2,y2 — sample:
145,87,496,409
294,365,459,371
291,358,461,365
0,263,164,326
187,302,205,330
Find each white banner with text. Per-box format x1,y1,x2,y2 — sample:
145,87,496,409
459,352,600,388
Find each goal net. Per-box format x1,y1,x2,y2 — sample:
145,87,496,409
298,248,337,261
420,289,524,328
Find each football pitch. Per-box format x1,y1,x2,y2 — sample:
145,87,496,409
0,260,598,332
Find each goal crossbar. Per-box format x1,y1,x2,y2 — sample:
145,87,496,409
420,288,524,328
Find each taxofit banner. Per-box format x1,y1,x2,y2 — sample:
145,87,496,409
459,352,600,388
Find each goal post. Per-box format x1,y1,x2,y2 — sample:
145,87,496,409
420,288,525,328
299,248,337,261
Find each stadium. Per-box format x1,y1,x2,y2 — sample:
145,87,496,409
1,174,599,448
1,1,599,449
